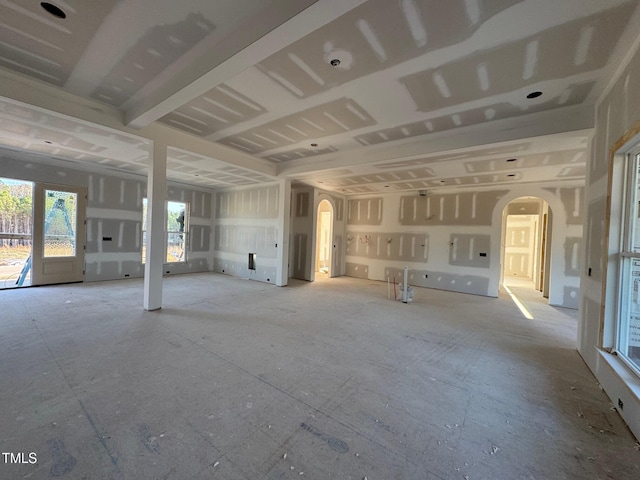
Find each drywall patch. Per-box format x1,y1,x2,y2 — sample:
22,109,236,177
87,219,139,254
292,233,308,280
214,225,277,258
159,84,267,137
91,13,215,107
506,202,540,216
333,234,343,273
505,252,530,277
544,187,584,225
400,5,632,112
563,286,580,310
346,262,369,279
296,192,310,217
216,186,279,219
219,98,375,154
213,257,276,284
585,197,606,282
506,225,531,247
190,225,211,252
332,196,344,221
399,191,507,225
346,232,428,262
347,198,383,225
465,149,585,174
449,234,490,268
564,237,582,277
385,267,489,296
256,0,520,99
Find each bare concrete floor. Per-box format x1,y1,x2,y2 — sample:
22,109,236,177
1,274,638,479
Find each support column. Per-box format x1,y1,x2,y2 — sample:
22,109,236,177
275,179,291,287
143,141,167,310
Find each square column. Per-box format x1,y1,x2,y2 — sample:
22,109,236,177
143,141,167,310
275,179,291,286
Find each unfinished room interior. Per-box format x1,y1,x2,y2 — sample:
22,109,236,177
2,0,640,478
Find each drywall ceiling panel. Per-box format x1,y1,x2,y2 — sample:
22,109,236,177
322,168,436,188
90,13,215,106
256,0,521,98
372,143,532,169
218,98,375,154
265,146,338,163
356,82,593,146
465,149,585,173
558,166,586,178
400,4,634,112
158,84,267,136
0,0,118,86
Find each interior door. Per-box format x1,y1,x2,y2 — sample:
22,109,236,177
31,184,86,286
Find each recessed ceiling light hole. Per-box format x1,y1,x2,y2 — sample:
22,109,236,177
330,59,341,67
310,143,318,147
40,2,66,19
506,158,517,162
526,91,542,99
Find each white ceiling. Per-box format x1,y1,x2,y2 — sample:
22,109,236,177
1,0,639,194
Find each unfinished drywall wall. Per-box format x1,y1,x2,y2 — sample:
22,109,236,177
315,191,346,279
579,30,640,441
213,184,279,283
289,187,346,281
345,187,582,302
504,214,537,279
290,187,314,280
0,149,214,282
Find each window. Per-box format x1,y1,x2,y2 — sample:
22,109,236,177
142,199,188,264
617,146,640,375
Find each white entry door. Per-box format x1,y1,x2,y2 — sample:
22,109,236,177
31,184,86,286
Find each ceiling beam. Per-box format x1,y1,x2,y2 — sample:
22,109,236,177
124,0,369,129
0,67,276,176
277,105,595,177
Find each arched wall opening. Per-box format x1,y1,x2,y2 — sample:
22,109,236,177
315,198,334,278
501,196,551,298
490,187,570,306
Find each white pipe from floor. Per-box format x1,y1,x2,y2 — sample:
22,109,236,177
402,266,409,303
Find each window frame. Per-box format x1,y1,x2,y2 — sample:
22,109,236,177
616,144,640,377
141,199,189,264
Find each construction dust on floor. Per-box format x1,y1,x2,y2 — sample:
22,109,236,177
1,273,638,479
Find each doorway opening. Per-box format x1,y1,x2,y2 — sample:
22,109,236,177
315,199,333,278
501,197,551,299
0,177,33,289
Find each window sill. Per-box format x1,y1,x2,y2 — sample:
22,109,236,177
598,348,640,405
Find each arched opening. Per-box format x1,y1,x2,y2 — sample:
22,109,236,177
315,199,333,278
501,196,552,299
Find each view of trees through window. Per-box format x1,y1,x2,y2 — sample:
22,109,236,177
142,199,188,264
0,178,33,288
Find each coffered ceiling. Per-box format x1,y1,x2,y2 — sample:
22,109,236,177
1,0,639,194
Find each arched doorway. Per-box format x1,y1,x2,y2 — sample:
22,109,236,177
501,196,551,297
315,199,333,278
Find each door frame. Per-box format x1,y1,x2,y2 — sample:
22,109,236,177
31,183,86,286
